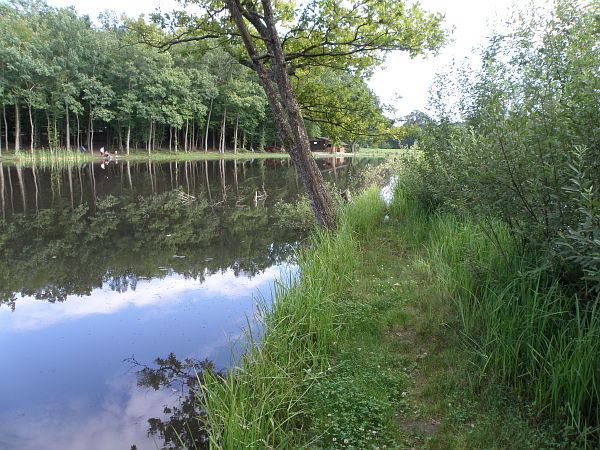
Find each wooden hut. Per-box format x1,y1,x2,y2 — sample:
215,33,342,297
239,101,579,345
309,137,346,153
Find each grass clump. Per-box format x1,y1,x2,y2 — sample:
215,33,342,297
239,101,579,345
199,187,388,448
391,179,600,446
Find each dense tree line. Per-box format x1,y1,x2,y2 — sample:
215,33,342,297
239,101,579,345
0,0,399,157
0,0,286,155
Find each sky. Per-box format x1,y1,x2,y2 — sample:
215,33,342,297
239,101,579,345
45,0,547,118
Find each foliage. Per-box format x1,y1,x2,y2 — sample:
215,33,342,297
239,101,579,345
416,0,600,293
391,175,600,445
0,0,274,154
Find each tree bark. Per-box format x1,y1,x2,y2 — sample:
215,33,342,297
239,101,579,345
2,103,8,152
227,0,336,228
147,120,152,155
126,119,131,155
28,103,34,153
14,101,20,153
65,102,70,151
88,105,94,152
233,112,239,154
76,113,80,149
219,103,227,154
0,163,4,219
204,98,213,152
184,119,189,152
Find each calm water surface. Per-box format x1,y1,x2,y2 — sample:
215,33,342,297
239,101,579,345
0,157,368,449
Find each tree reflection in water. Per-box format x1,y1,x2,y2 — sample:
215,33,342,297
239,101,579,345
127,353,224,450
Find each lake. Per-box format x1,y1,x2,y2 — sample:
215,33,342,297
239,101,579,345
0,157,370,449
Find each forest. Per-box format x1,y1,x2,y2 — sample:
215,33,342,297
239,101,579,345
0,0,395,155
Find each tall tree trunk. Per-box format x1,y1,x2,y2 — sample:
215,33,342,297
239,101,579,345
88,105,94,152
46,111,52,150
14,101,20,153
53,114,58,148
147,120,152,155
0,163,5,219
76,113,80,149
175,127,178,152
65,102,70,151
219,103,227,154
233,112,239,154
184,119,189,152
228,0,336,228
126,119,131,155
169,126,172,152
204,98,214,152
2,103,8,152
28,103,34,153
153,121,157,150
191,121,196,150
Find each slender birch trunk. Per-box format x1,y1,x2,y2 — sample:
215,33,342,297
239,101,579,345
184,119,189,152
76,113,80,149
65,101,70,151
233,112,239,154
28,103,34,153
126,119,131,155
204,98,214,152
14,101,20,153
2,104,8,152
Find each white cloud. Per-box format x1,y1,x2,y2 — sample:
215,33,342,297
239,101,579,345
0,375,176,450
0,265,289,333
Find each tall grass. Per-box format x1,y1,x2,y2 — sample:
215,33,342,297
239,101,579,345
391,180,600,444
199,187,386,448
8,148,93,166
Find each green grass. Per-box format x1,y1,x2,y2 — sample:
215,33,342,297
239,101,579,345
390,178,599,446
353,148,411,157
0,148,290,166
198,187,387,448
190,174,596,448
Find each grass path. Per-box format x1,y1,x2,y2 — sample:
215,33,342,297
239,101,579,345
303,220,567,448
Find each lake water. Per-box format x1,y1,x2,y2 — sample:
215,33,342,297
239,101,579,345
0,157,368,449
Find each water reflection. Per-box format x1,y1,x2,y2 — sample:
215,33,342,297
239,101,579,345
0,157,373,449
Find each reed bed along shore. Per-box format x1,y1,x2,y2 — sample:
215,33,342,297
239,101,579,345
194,177,597,448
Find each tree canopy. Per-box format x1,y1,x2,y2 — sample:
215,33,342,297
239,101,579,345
135,0,446,227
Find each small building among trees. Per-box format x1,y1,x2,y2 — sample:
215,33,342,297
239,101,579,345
309,137,346,153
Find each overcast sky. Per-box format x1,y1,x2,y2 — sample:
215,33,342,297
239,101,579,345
46,0,548,118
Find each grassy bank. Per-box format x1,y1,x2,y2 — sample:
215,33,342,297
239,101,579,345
193,177,598,448
0,148,291,165
0,148,378,166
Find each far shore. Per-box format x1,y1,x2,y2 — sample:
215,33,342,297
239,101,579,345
0,148,396,164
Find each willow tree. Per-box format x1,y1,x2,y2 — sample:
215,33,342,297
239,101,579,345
137,0,446,228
